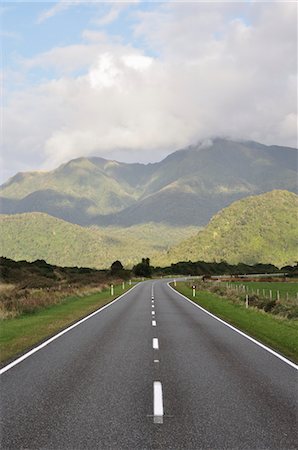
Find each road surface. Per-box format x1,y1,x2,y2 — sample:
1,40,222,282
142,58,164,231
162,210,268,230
1,279,297,449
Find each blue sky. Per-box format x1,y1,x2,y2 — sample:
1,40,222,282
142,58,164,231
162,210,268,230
1,1,297,181
2,2,157,78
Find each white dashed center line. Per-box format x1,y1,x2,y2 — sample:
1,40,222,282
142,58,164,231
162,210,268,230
153,381,164,424
153,338,159,350
152,320,156,326
152,311,155,316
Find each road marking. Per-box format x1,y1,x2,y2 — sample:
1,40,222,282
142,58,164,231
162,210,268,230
154,359,159,363
152,320,156,326
152,311,155,316
168,282,298,370
153,381,164,424
152,304,155,309
153,338,159,349
0,283,140,375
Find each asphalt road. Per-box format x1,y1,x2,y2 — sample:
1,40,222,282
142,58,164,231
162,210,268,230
1,279,297,449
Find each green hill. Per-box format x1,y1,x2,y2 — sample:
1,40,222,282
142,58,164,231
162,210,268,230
1,139,297,226
153,190,298,268
0,213,197,269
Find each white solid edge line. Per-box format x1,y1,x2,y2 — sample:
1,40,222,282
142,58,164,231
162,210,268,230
153,381,164,416
153,338,159,349
167,282,298,370
0,283,140,375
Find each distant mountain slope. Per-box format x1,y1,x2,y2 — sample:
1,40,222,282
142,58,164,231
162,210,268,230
1,139,297,226
153,190,298,267
0,213,197,269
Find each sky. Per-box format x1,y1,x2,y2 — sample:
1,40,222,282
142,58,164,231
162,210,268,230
1,1,297,182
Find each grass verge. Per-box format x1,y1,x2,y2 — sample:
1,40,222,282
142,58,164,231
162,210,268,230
173,282,298,364
0,283,132,365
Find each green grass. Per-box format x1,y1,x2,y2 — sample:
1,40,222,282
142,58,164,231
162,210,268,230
231,281,298,299
0,283,132,364
173,282,298,363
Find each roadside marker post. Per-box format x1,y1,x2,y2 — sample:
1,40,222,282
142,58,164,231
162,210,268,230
245,294,249,309
129,279,132,286
270,290,272,300
111,284,114,296
122,281,125,290
192,285,196,297
277,290,280,301
174,279,176,287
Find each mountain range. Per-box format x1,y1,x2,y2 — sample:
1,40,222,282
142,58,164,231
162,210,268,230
1,190,296,268
1,138,297,227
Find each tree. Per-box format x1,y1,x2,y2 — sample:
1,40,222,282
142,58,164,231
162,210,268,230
133,257,152,277
110,260,123,275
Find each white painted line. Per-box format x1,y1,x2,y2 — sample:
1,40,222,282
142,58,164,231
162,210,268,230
152,320,156,326
153,338,159,350
153,381,164,423
0,283,140,375
167,282,298,370
152,304,155,309
152,311,155,316
154,359,159,363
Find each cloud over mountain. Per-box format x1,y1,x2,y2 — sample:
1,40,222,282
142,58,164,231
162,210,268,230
2,2,297,180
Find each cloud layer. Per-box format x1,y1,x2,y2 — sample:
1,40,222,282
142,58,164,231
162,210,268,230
2,2,297,180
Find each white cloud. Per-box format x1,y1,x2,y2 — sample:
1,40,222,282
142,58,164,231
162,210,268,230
93,4,124,27
37,2,71,24
2,2,297,179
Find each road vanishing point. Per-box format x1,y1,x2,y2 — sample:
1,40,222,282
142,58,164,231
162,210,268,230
1,279,297,449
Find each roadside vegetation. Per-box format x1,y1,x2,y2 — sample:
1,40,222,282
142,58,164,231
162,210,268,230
0,283,132,364
0,257,137,363
173,281,298,363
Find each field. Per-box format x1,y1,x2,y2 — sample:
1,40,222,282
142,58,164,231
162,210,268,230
231,281,298,300
174,281,298,363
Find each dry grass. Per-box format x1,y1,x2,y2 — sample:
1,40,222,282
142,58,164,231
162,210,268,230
0,282,114,320
0,257,126,320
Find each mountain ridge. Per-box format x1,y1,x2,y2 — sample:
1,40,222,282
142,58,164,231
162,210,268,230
1,139,297,226
153,190,298,268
